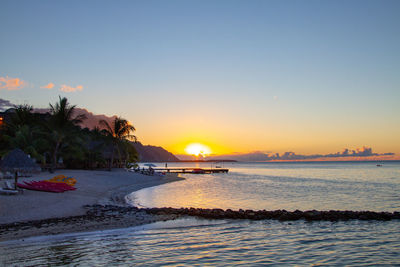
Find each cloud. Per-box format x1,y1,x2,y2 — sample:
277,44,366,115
40,82,55,89
0,98,14,111
0,76,27,90
206,147,395,161
273,96,278,101
263,146,394,160
60,84,83,92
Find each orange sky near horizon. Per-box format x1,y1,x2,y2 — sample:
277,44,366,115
2,1,400,159
132,114,400,157
125,88,400,157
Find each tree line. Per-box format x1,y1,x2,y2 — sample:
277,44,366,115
0,96,138,171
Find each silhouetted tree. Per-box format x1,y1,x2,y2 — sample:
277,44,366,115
99,117,137,170
47,96,86,172
1,105,48,161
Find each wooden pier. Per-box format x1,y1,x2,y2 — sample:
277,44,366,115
154,168,229,174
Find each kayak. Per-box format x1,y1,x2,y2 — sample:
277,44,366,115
17,180,76,193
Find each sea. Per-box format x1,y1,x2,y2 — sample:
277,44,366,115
1,161,400,266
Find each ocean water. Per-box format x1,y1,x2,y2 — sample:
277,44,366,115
129,161,400,211
1,162,400,266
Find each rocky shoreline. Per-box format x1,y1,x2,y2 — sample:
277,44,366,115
0,205,178,241
0,169,186,241
143,207,400,221
1,205,399,241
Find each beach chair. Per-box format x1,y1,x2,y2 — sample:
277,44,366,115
0,181,19,195
5,181,14,190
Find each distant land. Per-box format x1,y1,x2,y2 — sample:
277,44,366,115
40,105,180,162
132,142,179,162
1,98,178,162
55,104,397,163
176,147,398,162
178,160,237,163
2,98,398,163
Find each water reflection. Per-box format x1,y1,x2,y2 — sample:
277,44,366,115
130,162,400,211
1,218,399,266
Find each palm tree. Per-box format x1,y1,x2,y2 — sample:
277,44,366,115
3,104,35,136
47,96,86,171
1,104,48,160
99,117,137,170
3,125,48,163
9,104,34,128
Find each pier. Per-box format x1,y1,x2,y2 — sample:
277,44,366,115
154,168,229,174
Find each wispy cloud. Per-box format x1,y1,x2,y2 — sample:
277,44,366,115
0,77,84,92
0,76,27,90
40,82,55,89
0,98,14,111
60,84,83,92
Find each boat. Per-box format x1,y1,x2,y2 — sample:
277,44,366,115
17,180,76,193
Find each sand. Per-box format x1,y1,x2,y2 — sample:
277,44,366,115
0,169,184,241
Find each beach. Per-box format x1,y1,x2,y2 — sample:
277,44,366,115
0,169,184,241
1,162,399,266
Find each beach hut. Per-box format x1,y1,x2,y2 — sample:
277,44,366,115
0,148,41,190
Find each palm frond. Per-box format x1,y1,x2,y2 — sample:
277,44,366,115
99,119,114,136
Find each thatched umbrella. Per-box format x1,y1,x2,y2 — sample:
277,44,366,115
0,149,41,190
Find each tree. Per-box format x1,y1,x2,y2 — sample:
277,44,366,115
3,104,35,137
8,104,34,128
1,105,48,161
47,96,86,172
99,117,137,170
3,125,48,163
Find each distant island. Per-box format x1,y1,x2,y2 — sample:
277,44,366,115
132,142,179,162
1,97,397,164
177,159,237,163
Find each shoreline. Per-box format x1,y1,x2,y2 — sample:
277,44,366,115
0,169,184,242
3,205,399,243
2,168,399,242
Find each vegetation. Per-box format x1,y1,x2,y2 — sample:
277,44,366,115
2,104,48,163
0,97,138,171
99,117,137,170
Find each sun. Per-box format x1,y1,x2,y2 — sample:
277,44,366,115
185,143,211,157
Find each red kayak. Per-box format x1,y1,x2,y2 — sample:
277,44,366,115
17,180,76,193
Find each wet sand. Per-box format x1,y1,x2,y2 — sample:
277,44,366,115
0,169,184,241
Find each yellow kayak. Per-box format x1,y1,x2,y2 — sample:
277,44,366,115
45,175,77,186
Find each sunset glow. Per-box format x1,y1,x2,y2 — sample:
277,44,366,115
1,1,400,265
185,143,212,157
1,1,400,159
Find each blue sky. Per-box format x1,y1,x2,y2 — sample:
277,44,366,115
1,0,400,155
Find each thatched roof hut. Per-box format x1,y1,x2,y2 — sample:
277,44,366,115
0,149,41,190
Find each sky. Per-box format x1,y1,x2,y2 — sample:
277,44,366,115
1,0,400,156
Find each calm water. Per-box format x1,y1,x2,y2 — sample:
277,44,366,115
1,162,400,266
130,161,400,211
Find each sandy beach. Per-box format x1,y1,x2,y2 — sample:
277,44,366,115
0,169,184,241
